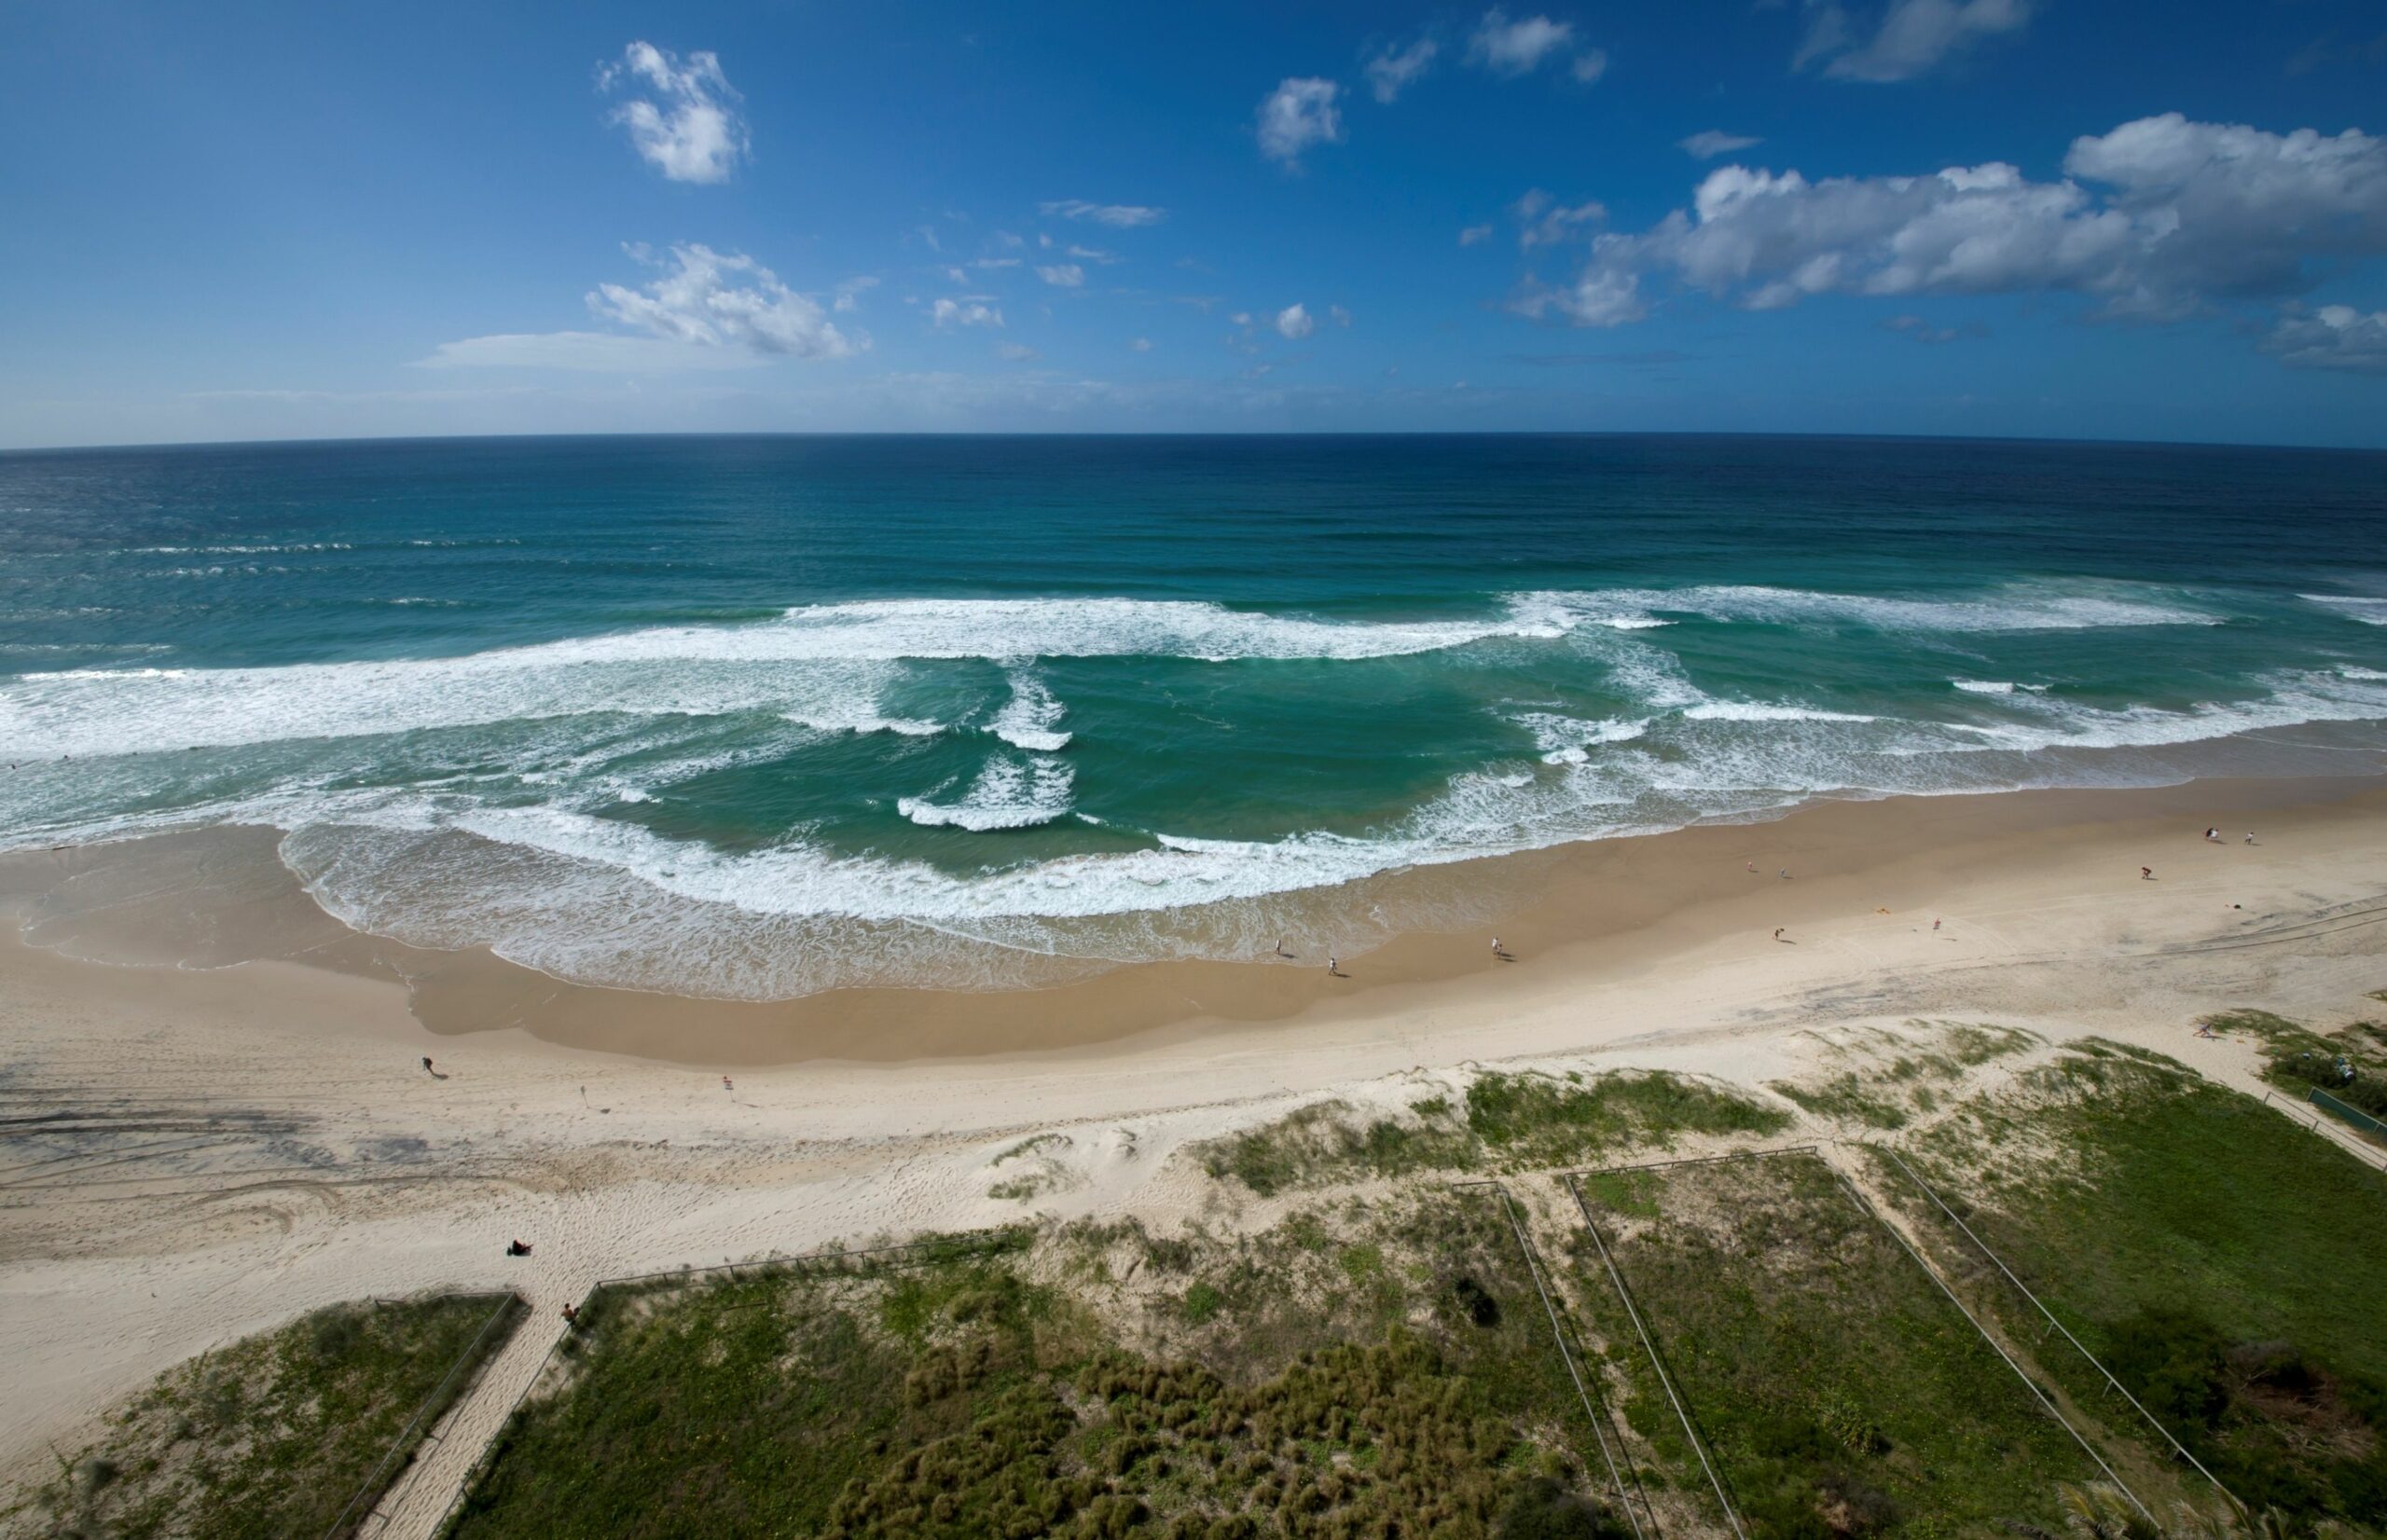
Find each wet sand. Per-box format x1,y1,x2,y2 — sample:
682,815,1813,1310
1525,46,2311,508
2,772,2381,1065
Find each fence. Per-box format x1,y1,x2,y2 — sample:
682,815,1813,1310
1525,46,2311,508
2311,1087,2387,1140
428,1230,1032,1538
319,1291,528,1540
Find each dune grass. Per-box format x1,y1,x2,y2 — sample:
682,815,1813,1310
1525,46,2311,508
1196,1070,1789,1197
445,1195,1628,1538
9,1292,522,1540
1893,1048,2387,1526
1566,1152,2098,1540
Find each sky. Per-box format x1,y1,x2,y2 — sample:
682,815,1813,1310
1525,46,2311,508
4,0,2386,449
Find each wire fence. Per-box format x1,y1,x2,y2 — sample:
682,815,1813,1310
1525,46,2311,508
1563,1146,2152,1529
2311,1087,2387,1141
424,1230,1032,1539
1867,1145,2234,1512
317,1291,527,1540
1452,1178,1659,1540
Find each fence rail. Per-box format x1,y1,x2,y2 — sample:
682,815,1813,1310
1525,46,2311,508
320,1291,527,1540
2311,1087,2387,1140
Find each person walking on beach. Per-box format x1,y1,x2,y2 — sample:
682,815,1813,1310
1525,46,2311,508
2244,831,2256,845
1773,928,1784,942
1491,937,1511,960
2204,827,2221,843
722,1075,734,1093
1276,934,1290,957
421,1056,435,1076
1327,956,1344,977
1932,917,1941,932
2141,866,2154,880
1779,868,1790,880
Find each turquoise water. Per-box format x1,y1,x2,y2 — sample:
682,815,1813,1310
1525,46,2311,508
2,433,2383,997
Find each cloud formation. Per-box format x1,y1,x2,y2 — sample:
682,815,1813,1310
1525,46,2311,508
1258,77,1344,167
587,244,856,356
1036,264,1086,287
1365,38,1439,103
1276,303,1317,338
1517,114,2387,346
1680,130,1762,160
2264,306,2387,373
1797,0,2032,83
1039,199,1166,227
1469,11,1576,75
598,42,748,184
931,298,1004,329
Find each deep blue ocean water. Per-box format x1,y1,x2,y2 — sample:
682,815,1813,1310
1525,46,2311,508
2,433,2383,996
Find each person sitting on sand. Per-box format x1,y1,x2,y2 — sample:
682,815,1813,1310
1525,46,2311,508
506,1239,531,1257
561,1302,580,1326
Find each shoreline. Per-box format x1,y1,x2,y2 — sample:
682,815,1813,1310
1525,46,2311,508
4,771,2383,1067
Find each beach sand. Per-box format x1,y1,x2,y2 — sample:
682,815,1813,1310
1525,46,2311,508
2,775,2384,1533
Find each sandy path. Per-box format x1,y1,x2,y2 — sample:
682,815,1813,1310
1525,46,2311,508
1,789,2382,1531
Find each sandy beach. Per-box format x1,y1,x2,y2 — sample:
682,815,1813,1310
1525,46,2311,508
4,774,2385,1533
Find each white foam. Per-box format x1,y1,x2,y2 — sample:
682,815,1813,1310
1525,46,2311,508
1953,680,2014,694
2305,594,2387,626
898,754,1075,831
1512,712,1650,764
987,667,1071,750
1543,583,2219,633
1682,701,1880,723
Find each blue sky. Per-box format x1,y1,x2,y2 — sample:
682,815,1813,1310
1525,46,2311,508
5,0,2386,448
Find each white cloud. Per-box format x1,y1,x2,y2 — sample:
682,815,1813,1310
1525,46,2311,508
1365,38,1439,103
414,332,775,371
1036,264,1086,287
996,342,1039,362
1797,0,2033,83
1130,337,1154,352
1258,77,1344,168
1513,188,1608,250
1571,48,1608,84
832,276,880,313
598,42,748,184
1330,305,1353,327
1469,11,1576,76
1459,223,1496,246
2263,305,2387,372
931,298,1004,329
1680,130,1762,159
1520,114,2387,339
1230,311,1253,326
1276,303,1317,338
1038,199,1166,227
1066,245,1117,263
587,243,857,357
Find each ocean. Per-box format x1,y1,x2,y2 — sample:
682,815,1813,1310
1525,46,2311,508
2,433,2383,998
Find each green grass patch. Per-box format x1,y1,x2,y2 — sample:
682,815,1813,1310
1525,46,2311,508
448,1197,1630,1537
1770,1075,1909,1130
1567,1153,2096,1540
11,1293,521,1540
1897,1051,2387,1526
1194,1072,1787,1197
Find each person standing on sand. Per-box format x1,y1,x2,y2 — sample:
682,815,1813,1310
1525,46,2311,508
1773,928,1784,942
722,1075,733,1092
1932,917,1941,932
2244,832,2256,845
421,1056,435,1076
2142,866,2154,880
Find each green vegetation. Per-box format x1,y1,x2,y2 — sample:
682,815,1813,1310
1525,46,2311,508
1772,1022,2040,1131
447,1193,1627,1538
10,1293,521,1540
2204,1010,2387,1121
1195,1071,1788,1196
1769,1074,1909,1130
1896,1050,2387,1528
1566,1152,2095,1540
